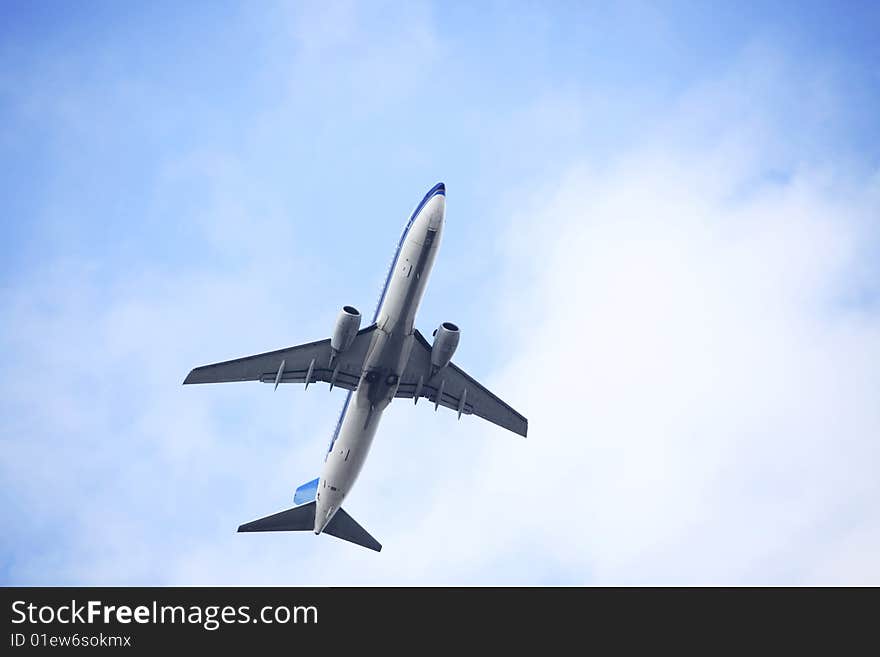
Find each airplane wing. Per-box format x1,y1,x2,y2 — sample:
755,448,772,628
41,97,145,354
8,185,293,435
183,325,377,391
395,330,528,437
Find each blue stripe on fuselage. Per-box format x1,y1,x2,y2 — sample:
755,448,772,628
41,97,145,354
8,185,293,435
325,183,445,458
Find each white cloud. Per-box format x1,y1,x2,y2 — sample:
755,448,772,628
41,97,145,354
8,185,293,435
483,154,880,584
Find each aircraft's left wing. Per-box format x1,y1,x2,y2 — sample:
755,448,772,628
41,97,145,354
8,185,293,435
395,330,528,437
183,325,377,391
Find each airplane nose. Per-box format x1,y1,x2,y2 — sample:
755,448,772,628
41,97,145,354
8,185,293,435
429,183,445,229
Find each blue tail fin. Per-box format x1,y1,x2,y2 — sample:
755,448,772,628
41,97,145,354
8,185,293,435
294,477,319,505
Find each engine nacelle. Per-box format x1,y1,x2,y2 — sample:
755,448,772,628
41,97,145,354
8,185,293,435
331,305,361,356
430,322,460,372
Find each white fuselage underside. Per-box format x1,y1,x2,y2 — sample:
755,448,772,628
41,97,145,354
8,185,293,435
313,191,445,533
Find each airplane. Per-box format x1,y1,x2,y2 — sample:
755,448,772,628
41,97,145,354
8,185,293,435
183,183,528,552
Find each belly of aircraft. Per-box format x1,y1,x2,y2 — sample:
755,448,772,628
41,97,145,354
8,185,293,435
316,221,439,526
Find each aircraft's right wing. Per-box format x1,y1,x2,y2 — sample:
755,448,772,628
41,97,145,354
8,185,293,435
395,330,528,437
183,325,377,391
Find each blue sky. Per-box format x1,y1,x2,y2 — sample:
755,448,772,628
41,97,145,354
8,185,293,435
1,1,879,584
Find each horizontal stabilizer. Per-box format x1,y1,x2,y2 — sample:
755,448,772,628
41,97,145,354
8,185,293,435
238,502,316,532
237,502,382,552
324,508,382,552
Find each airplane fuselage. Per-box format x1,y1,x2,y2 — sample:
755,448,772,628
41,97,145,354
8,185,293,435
314,183,446,533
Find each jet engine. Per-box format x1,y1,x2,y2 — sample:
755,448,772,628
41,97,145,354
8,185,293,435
430,322,460,372
331,306,361,357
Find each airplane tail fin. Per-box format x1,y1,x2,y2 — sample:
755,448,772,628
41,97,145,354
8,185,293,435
294,477,319,505
237,502,382,552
